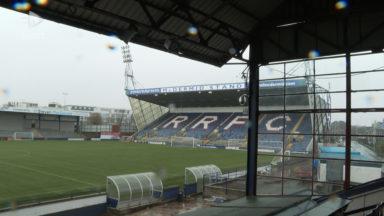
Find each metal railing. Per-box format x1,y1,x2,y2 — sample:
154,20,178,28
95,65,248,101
344,202,384,216
202,167,247,200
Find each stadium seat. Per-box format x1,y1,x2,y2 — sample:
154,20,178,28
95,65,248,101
135,112,313,153
185,113,231,139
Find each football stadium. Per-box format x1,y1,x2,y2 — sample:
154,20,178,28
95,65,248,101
129,79,327,152
1,0,384,216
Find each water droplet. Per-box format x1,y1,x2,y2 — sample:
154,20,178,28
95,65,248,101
308,50,320,59
335,0,348,10
187,26,198,36
13,2,31,12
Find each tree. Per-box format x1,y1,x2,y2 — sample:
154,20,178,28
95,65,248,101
88,112,102,125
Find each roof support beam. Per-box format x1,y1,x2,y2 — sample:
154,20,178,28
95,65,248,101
220,0,261,22
176,3,208,45
84,0,100,8
173,0,246,51
155,4,179,28
206,24,222,43
167,0,249,37
344,14,352,191
298,26,341,51
351,19,384,49
194,0,230,25
53,0,230,59
32,4,119,37
9,0,223,65
137,1,158,27
246,37,262,196
224,26,243,56
135,0,245,45
266,37,295,58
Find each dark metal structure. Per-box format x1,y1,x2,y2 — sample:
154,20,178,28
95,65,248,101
127,87,246,108
2,0,384,66
2,0,384,196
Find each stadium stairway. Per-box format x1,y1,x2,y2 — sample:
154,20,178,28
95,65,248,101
175,113,205,137
209,113,236,140
284,114,313,153
219,113,248,140
184,113,205,129
338,176,384,215
257,113,313,153
135,112,314,154
185,113,231,139
134,113,175,138
155,113,201,137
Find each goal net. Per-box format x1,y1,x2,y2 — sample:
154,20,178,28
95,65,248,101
121,136,133,142
170,136,202,148
13,132,34,141
226,139,247,149
258,140,283,153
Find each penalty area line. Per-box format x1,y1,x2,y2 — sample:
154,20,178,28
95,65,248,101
0,160,97,187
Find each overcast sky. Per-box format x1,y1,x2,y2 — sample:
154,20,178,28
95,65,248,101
1,7,384,126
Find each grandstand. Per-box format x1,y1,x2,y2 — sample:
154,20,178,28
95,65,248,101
0,105,84,140
0,102,137,140
129,79,330,155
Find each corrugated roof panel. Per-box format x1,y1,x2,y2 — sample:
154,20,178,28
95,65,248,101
145,0,174,9
161,16,190,37
200,18,220,31
208,34,232,53
190,0,223,15
2,0,384,66
146,30,170,42
188,0,249,43
114,19,130,31
181,40,225,59
64,0,83,4
104,0,149,25
78,9,93,21
145,6,167,22
94,0,108,9
234,0,284,18
214,5,255,33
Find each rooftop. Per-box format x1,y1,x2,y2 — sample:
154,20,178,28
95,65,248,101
2,1,384,66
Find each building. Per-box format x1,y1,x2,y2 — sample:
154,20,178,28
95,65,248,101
128,79,330,150
0,102,137,139
0,102,83,139
65,104,136,134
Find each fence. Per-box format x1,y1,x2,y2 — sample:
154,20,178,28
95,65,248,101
142,137,250,151
0,187,105,213
140,137,290,152
162,186,180,201
147,137,169,145
202,168,247,200
184,183,198,196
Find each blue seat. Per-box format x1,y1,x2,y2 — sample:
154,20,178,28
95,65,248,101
136,112,313,153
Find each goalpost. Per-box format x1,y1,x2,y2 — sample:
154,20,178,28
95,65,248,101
13,132,34,141
226,139,247,149
170,136,202,148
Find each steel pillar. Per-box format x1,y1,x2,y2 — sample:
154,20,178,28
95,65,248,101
58,115,61,131
246,39,262,196
344,16,352,190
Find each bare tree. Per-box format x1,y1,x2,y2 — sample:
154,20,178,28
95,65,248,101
88,112,102,125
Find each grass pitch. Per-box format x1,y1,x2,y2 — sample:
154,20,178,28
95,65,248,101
0,141,270,207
